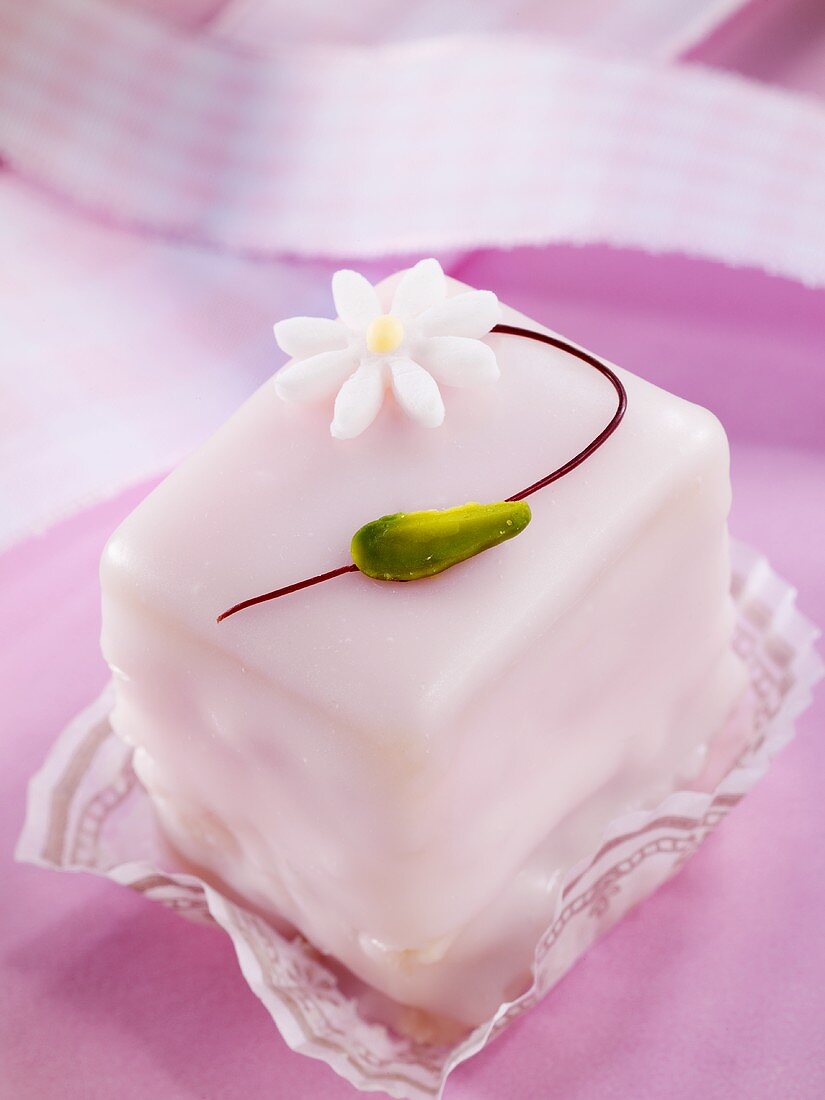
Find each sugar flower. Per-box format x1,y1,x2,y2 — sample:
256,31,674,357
273,259,501,439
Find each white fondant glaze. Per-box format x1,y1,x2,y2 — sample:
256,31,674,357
100,276,747,1027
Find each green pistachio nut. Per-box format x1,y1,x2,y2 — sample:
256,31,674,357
350,500,532,582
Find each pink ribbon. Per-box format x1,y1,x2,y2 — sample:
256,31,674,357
2,0,824,286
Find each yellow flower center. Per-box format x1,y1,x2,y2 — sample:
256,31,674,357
366,314,404,354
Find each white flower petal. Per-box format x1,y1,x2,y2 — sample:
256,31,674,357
331,365,386,439
416,290,500,339
332,269,381,330
419,337,500,388
390,358,445,428
274,349,358,403
273,317,348,359
390,258,446,321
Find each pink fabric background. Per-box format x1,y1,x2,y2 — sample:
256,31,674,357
2,0,825,1096
2,246,824,1098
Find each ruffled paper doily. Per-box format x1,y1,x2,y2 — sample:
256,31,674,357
16,542,822,1099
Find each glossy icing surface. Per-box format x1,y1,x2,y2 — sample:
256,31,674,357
101,276,747,1026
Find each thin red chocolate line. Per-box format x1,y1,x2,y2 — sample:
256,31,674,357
493,325,627,502
217,324,627,622
216,563,358,623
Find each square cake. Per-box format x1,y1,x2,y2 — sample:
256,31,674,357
100,260,747,1029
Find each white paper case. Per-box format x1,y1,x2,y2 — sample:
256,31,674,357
16,542,823,1099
